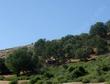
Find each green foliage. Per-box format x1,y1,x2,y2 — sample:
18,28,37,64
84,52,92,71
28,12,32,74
75,48,89,61
62,64,68,70
35,80,44,84
56,76,68,83
33,21,110,65
0,75,4,80
82,76,90,83
29,75,42,84
85,35,108,54
43,71,54,79
106,80,110,84
34,39,47,58
9,78,18,84
106,20,110,33
0,58,10,74
4,75,17,81
5,47,39,76
63,43,75,59
89,22,107,38
70,66,87,79
1,20,110,83
27,55,110,83
68,66,75,72
18,76,29,80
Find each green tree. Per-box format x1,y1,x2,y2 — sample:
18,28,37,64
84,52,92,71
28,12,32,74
75,48,91,61
106,20,110,33
89,22,107,38
46,40,65,64
34,39,47,64
34,39,46,57
80,33,89,40
5,47,38,76
63,43,75,59
85,36,108,54
0,58,10,74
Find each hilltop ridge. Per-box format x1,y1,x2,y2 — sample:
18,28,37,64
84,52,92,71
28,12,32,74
0,44,33,58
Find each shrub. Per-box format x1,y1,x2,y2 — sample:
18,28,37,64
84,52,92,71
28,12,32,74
106,80,110,84
97,76,105,82
18,76,29,80
56,76,68,83
45,80,53,84
68,66,75,72
29,75,41,84
0,75,4,80
0,58,10,74
44,72,54,79
62,64,68,70
90,79,98,83
9,78,18,84
82,77,90,83
70,66,87,79
75,48,89,61
51,78,59,83
35,80,44,84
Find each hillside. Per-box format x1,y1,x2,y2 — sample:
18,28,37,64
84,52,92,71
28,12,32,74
0,44,33,58
0,21,110,84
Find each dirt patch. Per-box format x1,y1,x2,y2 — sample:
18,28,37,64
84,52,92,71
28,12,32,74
0,80,29,84
18,80,29,84
0,81,10,84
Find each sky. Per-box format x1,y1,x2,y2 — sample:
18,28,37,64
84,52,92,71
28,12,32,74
0,0,110,49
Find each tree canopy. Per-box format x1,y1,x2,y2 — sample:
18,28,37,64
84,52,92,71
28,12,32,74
5,47,39,76
89,22,107,38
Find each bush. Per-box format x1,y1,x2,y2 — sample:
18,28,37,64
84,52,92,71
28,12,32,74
0,75,4,80
89,76,105,83
35,80,44,84
80,74,96,83
106,80,110,84
44,72,54,79
97,76,105,82
9,79,18,84
18,76,29,80
51,79,59,84
75,48,89,61
70,66,87,79
45,80,53,84
56,76,68,83
90,79,98,83
29,75,41,84
0,58,10,74
68,66,75,72
34,80,56,84
82,77,90,83
62,64,68,70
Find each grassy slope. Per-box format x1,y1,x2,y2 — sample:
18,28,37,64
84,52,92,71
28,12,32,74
29,55,110,83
